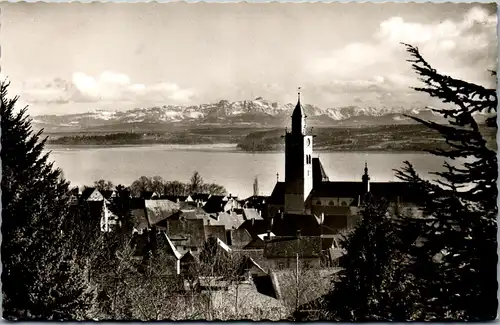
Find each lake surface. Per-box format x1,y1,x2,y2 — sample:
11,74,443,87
46,144,450,199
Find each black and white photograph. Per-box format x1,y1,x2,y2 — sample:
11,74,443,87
0,2,497,321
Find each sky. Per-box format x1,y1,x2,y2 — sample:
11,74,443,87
1,2,497,115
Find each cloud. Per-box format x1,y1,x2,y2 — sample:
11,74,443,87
21,72,195,106
306,6,497,107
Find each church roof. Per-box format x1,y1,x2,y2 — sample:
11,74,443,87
268,182,286,205
312,158,329,185
311,182,362,198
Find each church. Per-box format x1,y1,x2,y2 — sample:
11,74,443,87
266,92,421,236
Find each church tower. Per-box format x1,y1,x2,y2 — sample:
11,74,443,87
362,162,370,194
284,89,313,214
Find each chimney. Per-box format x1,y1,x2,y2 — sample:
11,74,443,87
252,218,255,226
266,229,271,240
296,229,301,239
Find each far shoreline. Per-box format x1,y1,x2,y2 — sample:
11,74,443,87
44,143,432,155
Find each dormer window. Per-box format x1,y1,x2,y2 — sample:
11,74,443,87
316,200,322,205
329,200,335,206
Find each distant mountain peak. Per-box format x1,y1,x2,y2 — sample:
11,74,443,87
32,98,451,132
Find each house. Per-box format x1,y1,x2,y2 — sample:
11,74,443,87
160,195,188,203
180,250,200,280
242,208,263,221
157,232,183,275
226,228,253,249
101,203,121,232
166,218,206,254
204,225,228,244
242,195,268,211
191,193,211,207
144,199,180,227
264,235,322,270
203,211,245,231
203,195,240,214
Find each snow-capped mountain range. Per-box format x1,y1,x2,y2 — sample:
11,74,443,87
32,97,464,132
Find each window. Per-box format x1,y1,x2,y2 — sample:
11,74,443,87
316,200,322,205
341,201,347,207
278,262,285,270
329,200,335,206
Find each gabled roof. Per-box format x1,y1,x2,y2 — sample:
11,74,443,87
145,199,180,225
205,225,227,244
180,250,199,263
203,195,233,213
167,219,206,248
216,237,232,253
228,228,253,248
163,232,183,260
204,211,245,230
243,208,263,221
264,236,322,259
142,191,160,199
191,193,211,201
239,219,270,239
81,187,107,202
160,195,188,202
100,190,117,200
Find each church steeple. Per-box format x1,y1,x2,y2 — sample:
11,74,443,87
291,87,307,135
284,88,313,214
362,162,370,194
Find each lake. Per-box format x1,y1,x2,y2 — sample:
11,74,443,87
45,144,450,198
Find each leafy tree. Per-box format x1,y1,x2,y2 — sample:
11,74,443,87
394,44,497,320
201,183,228,196
325,199,417,321
190,171,204,194
94,179,115,192
130,176,153,197
1,81,92,320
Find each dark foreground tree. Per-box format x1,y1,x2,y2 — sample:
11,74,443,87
1,82,92,320
395,44,497,320
325,199,418,321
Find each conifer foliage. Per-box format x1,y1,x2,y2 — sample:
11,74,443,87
394,44,498,320
1,82,92,320
326,199,417,321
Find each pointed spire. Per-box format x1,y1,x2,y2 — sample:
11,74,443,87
364,161,368,175
292,87,306,134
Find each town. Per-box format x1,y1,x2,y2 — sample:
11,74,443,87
64,94,422,319
2,2,496,321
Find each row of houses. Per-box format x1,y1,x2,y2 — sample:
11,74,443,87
70,187,345,273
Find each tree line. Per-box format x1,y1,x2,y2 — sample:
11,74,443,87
91,171,227,198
